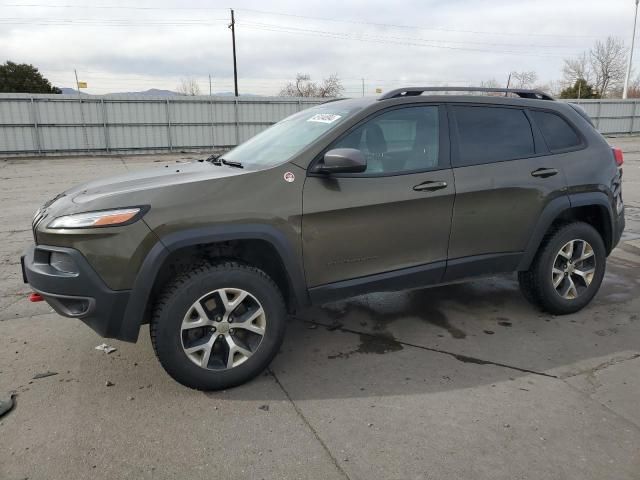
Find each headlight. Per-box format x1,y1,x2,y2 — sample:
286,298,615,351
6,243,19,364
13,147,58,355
47,207,146,229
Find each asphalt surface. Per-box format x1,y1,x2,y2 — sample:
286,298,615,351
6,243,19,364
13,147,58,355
1,138,639,480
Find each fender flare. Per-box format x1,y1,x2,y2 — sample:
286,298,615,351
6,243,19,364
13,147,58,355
518,192,614,271
118,224,308,342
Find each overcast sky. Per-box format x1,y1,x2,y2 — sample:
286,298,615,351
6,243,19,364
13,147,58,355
1,0,637,95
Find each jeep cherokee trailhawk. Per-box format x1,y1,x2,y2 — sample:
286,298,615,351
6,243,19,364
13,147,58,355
22,87,625,390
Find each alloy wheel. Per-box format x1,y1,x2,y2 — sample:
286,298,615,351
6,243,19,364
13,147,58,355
180,288,266,370
551,239,596,300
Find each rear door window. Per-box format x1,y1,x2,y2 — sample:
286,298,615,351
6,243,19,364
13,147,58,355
529,110,581,151
452,106,535,167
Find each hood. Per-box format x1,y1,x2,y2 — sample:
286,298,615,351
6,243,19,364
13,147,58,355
69,160,247,205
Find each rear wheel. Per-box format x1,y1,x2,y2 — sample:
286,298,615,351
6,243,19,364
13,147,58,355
150,261,287,390
518,222,606,315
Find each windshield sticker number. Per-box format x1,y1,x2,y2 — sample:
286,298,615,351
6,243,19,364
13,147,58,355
307,113,342,124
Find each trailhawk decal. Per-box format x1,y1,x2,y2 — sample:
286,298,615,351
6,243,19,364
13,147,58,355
284,171,295,183
307,113,342,124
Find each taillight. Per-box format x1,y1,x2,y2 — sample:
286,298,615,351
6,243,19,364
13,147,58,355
612,147,624,167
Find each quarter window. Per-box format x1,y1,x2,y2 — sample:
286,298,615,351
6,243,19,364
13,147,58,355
530,110,581,151
452,106,535,167
331,106,439,174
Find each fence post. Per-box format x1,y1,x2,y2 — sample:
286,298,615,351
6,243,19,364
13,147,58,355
101,98,110,153
166,99,173,152
77,94,90,154
29,97,42,155
595,100,603,131
209,97,215,149
234,98,240,146
632,101,639,134
297,99,302,112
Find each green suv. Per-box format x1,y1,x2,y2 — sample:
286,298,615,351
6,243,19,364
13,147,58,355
22,87,625,390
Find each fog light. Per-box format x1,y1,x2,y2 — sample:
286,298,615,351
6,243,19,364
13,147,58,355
49,251,78,274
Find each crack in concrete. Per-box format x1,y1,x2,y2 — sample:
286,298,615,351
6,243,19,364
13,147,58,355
562,380,640,433
562,353,640,381
297,317,558,379
269,368,351,480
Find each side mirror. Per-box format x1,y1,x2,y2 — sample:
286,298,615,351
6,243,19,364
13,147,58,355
318,148,367,174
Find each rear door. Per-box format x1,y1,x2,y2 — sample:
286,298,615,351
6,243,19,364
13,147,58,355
302,104,454,288
445,104,568,279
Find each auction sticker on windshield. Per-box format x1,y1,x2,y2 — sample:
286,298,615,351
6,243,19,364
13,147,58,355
307,113,342,124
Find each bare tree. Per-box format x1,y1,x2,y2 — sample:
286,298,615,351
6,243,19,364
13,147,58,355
589,36,627,98
536,80,561,97
177,77,201,96
628,76,640,98
279,73,343,97
562,52,591,87
480,78,501,88
510,71,538,89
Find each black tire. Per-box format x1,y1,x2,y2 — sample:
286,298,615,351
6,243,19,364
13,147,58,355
518,222,606,315
150,261,287,390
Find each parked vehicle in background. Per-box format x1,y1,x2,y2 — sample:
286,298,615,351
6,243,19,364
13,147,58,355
22,87,625,390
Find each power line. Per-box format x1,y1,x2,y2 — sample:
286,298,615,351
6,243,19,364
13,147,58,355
0,17,228,25
0,3,611,39
239,23,579,58
0,3,227,10
240,20,578,50
236,7,608,39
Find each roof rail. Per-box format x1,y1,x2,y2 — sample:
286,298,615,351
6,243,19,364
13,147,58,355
378,87,554,101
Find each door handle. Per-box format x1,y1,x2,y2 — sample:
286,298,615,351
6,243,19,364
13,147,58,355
531,168,558,178
413,180,448,192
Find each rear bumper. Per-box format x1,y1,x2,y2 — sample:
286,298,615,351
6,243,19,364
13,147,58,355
22,244,133,341
612,208,625,251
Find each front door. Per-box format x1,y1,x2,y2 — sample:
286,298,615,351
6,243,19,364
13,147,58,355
302,104,455,289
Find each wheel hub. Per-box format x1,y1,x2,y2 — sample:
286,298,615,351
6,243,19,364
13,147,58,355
215,322,230,334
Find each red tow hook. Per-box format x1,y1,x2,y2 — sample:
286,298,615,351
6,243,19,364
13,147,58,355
28,292,44,302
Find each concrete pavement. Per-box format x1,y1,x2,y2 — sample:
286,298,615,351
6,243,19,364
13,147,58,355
1,139,639,479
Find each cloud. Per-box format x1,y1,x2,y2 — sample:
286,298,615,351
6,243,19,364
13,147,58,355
0,0,634,95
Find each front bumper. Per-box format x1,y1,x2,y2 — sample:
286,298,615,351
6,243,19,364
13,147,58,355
22,244,132,340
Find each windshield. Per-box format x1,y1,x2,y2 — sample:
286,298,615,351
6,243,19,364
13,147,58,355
222,102,362,168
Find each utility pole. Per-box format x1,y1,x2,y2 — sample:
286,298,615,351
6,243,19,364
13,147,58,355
623,0,639,99
229,9,239,97
504,72,512,96
74,69,89,154
361,78,365,97
209,74,212,96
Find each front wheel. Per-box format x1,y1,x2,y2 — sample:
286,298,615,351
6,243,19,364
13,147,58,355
518,222,606,315
150,262,287,390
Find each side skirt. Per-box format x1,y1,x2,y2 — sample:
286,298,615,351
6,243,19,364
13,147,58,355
308,252,523,305
308,261,445,305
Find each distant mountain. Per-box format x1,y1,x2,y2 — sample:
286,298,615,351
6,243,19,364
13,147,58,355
57,87,262,97
111,88,178,97
59,87,88,95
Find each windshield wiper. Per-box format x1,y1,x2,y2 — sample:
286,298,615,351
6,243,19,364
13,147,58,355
204,154,243,168
220,158,243,168
204,153,222,164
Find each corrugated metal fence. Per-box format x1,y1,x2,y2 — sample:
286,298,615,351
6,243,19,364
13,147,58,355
0,94,638,157
569,99,640,135
0,94,325,156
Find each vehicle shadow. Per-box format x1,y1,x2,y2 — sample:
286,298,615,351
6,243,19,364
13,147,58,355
215,250,640,402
